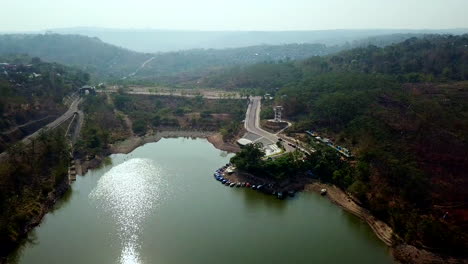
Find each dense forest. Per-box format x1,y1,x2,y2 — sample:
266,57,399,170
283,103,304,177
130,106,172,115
0,129,71,258
201,35,468,90
226,35,468,254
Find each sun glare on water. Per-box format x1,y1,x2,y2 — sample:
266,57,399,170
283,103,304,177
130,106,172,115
89,158,166,264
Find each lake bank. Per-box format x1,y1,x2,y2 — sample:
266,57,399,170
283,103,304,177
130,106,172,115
224,170,467,264
0,175,70,264
14,138,395,264
5,130,464,264
1,129,239,264
77,130,240,175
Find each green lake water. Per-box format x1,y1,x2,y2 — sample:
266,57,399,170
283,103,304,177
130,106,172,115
15,138,394,264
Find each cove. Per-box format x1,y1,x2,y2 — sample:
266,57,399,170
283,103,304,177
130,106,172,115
15,138,394,264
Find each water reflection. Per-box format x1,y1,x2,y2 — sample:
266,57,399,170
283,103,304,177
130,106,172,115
89,158,167,264
237,188,288,212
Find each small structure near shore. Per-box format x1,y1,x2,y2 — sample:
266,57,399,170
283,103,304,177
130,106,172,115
274,106,283,122
225,166,235,174
79,85,96,96
320,188,327,195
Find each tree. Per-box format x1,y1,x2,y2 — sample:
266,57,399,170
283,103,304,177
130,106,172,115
230,143,265,173
132,119,147,135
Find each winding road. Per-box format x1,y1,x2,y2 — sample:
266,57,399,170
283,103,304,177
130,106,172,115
0,97,82,159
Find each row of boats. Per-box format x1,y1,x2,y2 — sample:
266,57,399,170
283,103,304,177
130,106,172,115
214,164,296,200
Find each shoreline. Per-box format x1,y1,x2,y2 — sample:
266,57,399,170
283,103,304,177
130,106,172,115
2,130,240,263
224,171,467,264
109,130,241,155
305,183,467,264
1,176,70,264
77,130,241,175
5,130,465,264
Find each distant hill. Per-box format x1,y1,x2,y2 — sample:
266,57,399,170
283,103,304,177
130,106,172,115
201,34,468,89
0,34,345,82
133,43,344,83
47,27,468,53
1,32,464,83
0,34,151,80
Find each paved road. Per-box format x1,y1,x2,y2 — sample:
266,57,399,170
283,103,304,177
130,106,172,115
0,97,82,159
244,97,296,153
245,97,277,144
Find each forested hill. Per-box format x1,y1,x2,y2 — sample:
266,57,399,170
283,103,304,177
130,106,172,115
201,34,468,89
134,43,343,81
0,55,88,152
0,34,151,80
0,34,344,81
203,34,468,254
0,33,443,84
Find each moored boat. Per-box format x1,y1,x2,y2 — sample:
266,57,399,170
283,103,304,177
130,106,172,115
320,189,327,196
277,192,285,199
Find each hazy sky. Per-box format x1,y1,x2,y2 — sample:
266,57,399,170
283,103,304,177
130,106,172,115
1,0,467,31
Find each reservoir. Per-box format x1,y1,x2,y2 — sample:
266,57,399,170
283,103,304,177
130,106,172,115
15,138,394,264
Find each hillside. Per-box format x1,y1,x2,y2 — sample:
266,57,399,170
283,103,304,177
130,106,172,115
201,35,468,89
0,34,346,83
1,33,450,85
205,35,468,255
0,34,151,80
0,55,88,152
129,43,346,84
